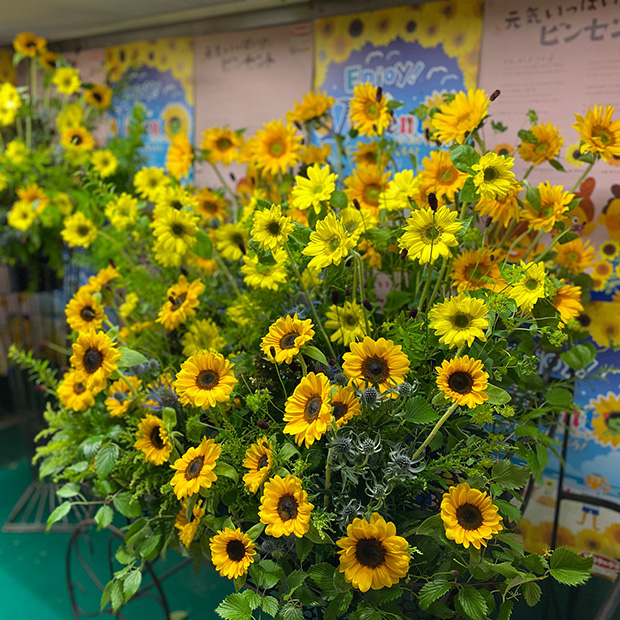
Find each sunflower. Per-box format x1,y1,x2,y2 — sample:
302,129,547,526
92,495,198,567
251,204,294,250
337,513,410,592
302,212,355,271
215,223,249,261
66,288,106,333
104,376,141,417
575,529,606,556
174,350,237,409
70,330,121,389
7,201,37,231
600,240,620,260
284,372,333,448
253,120,301,175
325,301,367,345
91,150,118,178
241,250,288,290
398,206,461,264
450,248,503,292
471,152,517,199
61,212,97,248
344,164,390,217
339,207,376,243
291,164,337,213
0,83,21,126
565,141,587,167
419,150,468,203
380,169,419,212
161,103,191,140
436,356,489,409
352,141,379,167
590,393,620,448
242,437,273,493
508,262,547,311
260,314,314,364
299,143,332,166
170,437,222,499
593,259,613,282
431,89,489,144
331,385,362,428
349,82,391,137
105,193,139,231
201,127,242,165
153,185,198,215
13,32,47,57
440,482,503,549
286,91,334,124
61,126,95,152
134,414,173,465
166,133,193,180
428,293,489,348
134,167,170,201
194,188,229,222
209,528,256,579
175,500,205,547
57,369,97,412
258,474,314,537
342,336,410,396
522,182,574,232
85,84,112,110
603,523,620,558
52,67,81,95
573,105,620,162
552,284,583,326
554,238,596,275
518,122,564,165
181,319,225,357
56,103,83,132
156,276,204,331
151,206,198,261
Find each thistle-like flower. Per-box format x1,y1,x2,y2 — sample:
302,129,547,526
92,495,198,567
386,448,426,481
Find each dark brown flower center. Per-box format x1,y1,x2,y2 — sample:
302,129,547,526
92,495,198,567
361,355,389,383
232,234,246,254
483,167,499,182
77,225,90,237
277,494,298,521
267,220,281,235
71,134,83,146
74,382,86,395
279,331,299,350
452,312,470,329
355,538,386,568
602,243,616,256
217,138,233,151
332,401,348,420
80,306,96,322
150,425,164,449
226,539,247,562
185,456,204,480
83,348,103,373
268,140,284,157
196,370,219,390
257,455,269,469
170,293,187,309
525,278,539,291
448,371,474,394
93,91,103,102
171,223,185,236
304,395,323,421
577,313,591,328
456,503,483,530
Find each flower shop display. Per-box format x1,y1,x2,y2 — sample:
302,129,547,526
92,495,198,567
8,31,619,618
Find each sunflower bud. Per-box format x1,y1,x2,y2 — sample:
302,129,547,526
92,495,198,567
269,346,277,359
256,420,270,429
363,299,372,311
331,290,339,305
229,172,236,182
400,248,408,260
328,358,337,367
428,192,438,212
490,89,501,102
409,307,418,319
484,216,493,227
294,121,302,131
353,198,361,211
376,86,383,102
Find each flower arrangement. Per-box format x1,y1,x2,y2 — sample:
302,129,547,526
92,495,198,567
12,76,620,619
0,33,144,281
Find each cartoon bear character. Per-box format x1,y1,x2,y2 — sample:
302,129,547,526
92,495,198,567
567,177,596,237
598,185,620,241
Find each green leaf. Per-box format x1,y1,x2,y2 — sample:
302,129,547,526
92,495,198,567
241,590,262,610
110,580,124,612
245,522,265,541
137,534,161,561
387,100,404,111
417,513,444,537
47,501,72,530
497,600,514,620
459,177,479,203
194,229,213,259
115,546,133,565
117,347,148,368
95,443,120,478
285,570,307,597
302,345,328,366
169,612,189,620
162,407,177,430
492,460,530,490
549,158,566,172
450,144,480,174
418,578,451,610
525,184,542,212
249,559,284,589
123,570,142,602
95,505,114,530
522,553,549,575
455,586,488,620
100,581,113,611
402,396,439,424
561,343,596,370
213,461,239,483
546,387,573,407
523,581,542,607
549,547,593,586
494,499,521,524
486,384,511,405
80,434,104,459
330,190,348,209
280,442,300,461
261,596,279,617
427,600,455,619
113,492,142,518
308,562,335,590
324,591,353,620
215,593,253,620
56,482,81,498
280,602,304,620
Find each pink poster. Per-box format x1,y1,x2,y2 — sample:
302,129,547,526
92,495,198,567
193,23,314,187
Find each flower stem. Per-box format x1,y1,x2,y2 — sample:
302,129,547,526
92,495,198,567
411,401,459,461
427,257,450,310
209,162,241,217
569,160,595,194
522,229,545,261
213,252,241,297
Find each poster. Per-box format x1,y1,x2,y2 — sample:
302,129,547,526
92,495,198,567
313,0,483,175
0,49,15,84
104,38,195,173
193,23,314,187
479,0,620,576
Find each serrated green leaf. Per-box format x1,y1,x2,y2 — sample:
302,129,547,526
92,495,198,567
494,498,522,524
417,513,444,537
560,343,596,370
492,460,530,490
455,586,488,620
47,501,71,530
123,570,142,602
308,562,335,590
402,396,439,424
497,600,514,620
261,596,279,617
324,591,353,620
549,547,593,586
523,581,542,606
95,505,114,530
113,492,142,518
117,347,148,368
110,580,124,612
522,553,549,575
246,522,265,541
194,229,213,259
280,601,304,620
241,590,262,610
459,177,479,203
450,144,480,174
546,387,573,407
427,599,455,619
330,190,348,209
100,581,113,611
285,569,307,597
486,384,511,405
213,461,239,482
418,578,451,610
95,443,119,478
56,482,80,498
215,592,253,620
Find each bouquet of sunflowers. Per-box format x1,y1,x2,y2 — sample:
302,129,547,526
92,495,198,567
0,32,144,281
16,83,620,620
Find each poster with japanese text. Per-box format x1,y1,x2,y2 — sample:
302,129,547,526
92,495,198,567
104,38,194,174
479,0,620,577
193,24,313,187
313,0,483,176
